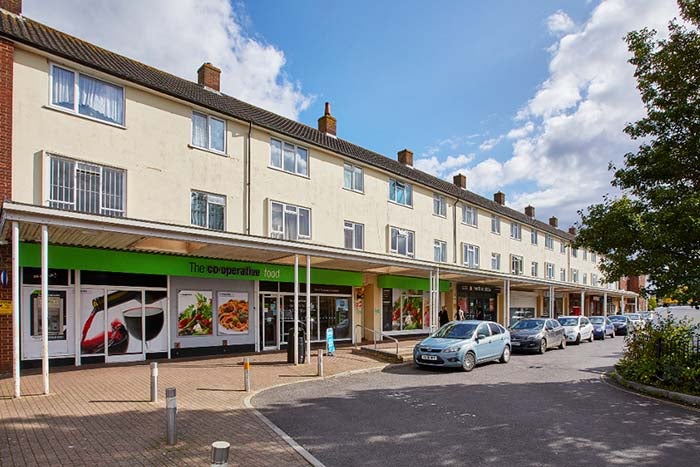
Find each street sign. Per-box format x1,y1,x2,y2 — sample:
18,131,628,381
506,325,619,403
326,328,335,356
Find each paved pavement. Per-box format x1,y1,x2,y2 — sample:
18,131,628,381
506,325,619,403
254,336,700,466
0,346,385,466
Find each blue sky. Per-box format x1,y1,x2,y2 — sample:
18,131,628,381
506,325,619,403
25,0,681,227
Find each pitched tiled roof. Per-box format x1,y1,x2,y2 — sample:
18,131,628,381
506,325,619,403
0,10,574,240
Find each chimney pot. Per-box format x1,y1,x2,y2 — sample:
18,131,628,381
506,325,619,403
549,216,558,228
493,191,505,206
197,62,221,91
318,101,337,136
397,149,413,167
568,226,577,235
1,0,21,14
524,205,535,218
453,173,466,190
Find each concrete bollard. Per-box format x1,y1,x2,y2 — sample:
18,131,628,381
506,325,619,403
150,362,158,403
317,349,324,378
243,358,251,392
210,440,230,467
165,387,177,445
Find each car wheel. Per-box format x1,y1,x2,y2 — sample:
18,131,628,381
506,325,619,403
575,334,581,345
499,345,511,363
588,332,594,343
462,352,476,372
559,337,566,349
539,339,547,354
611,331,615,339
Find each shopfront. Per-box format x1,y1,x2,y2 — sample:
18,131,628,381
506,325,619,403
543,293,564,318
457,283,500,322
379,275,449,335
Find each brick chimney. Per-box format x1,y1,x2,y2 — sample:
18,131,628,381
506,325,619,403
453,173,466,190
397,149,413,167
568,227,577,235
0,0,21,14
197,62,221,91
549,216,558,228
524,205,535,218
317,102,336,136
494,191,505,206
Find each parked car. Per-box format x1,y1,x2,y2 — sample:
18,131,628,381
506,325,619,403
557,315,594,344
509,318,566,353
625,313,643,330
638,311,653,323
589,316,615,340
413,320,511,372
608,315,630,335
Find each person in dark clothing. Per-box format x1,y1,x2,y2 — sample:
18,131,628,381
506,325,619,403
439,306,449,327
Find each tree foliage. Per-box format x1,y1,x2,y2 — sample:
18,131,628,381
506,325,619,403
576,0,700,304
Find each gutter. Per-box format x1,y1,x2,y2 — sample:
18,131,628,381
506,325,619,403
246,120,252,235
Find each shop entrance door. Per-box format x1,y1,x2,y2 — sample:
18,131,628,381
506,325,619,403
260,294,280,350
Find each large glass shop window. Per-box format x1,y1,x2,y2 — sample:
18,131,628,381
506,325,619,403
382,289,429,332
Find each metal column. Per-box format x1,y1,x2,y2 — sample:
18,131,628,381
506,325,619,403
429,270,433,331
306,255,311,364
634,296,638,312
41,225,49,394
504,279,511,326
435,268,440,332
293,255,299,366
603,293,608,317
549,286,555,318
12,222,20,398
580,289,585,316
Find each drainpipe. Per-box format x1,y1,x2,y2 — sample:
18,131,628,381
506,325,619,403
452,201,458,264
246,121,252,235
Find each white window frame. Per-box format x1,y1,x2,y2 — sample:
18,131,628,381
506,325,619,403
433,194,447,217
560,242,566,254
191,190,226,231
545,234,554,250
560,268,567,281
510,255,524,275
545,262,555,279
531,261,538,277
491,214,501,234
269,138,309,177
531,229,538,245
434,240,447,263
491,252,501,271
343,163,364,193
191,111,226,154
592,273,599,286
344,220,364,251
583,273,588,285
572,248,578,258
389,226,415,257
389,179,413,207
591,252,597,263
462,205,478,227
269,200,312,240
462,243,480,268
572,269,579,283
49,63,126,126
510,222,522,240
583,250,588,261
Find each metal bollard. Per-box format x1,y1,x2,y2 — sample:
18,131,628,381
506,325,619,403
243,358,251,392
317,349,324,378
210,440,230,467
165,387,177,445
150,362,158,403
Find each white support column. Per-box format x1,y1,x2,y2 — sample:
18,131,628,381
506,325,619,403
435,268,440,332
305,255,311,364
12,221,20,398
634,296,638,312
603,293,608,317
74,270,81,366
293,254,299,366
429,270,434,331
621,296,625,314
580,289,585,316
41,225,49,394
549,286,555,318
504,279,511,326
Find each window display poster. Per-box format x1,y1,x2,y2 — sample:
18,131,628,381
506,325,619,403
217,291,250,335
391,290,424,331
177,290,213,336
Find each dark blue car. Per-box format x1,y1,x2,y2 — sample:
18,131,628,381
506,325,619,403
590,316,615,339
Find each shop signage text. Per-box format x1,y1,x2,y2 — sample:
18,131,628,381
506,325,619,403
0,300,12,315
188,261,283,279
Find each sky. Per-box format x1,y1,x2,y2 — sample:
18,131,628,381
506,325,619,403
23,0,682,228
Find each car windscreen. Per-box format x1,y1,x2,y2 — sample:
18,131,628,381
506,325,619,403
433,322,478,339
558,318,578,326
511,319,544,330
590,317,605,324
609,316,626,322
626,314,640,320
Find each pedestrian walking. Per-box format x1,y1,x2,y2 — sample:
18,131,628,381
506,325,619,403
439,306,449,327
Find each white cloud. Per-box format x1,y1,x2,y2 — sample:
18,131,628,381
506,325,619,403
415,153,474,178
24,0,312,120
479,136,503,151
506,122,535,139
547,10,576,34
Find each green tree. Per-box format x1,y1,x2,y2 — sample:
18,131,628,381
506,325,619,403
648,296,657,310
576,0,700,304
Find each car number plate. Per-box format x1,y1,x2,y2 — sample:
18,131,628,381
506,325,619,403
511,341,520,346
422,355,438,361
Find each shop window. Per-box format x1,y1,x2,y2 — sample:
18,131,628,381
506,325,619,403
463,243,480,268
389,226,414,257
462,205,478,227
270,138,308,176
389,179,413,207
510,222,522,240
270,201,311,240
491,214,501,234
511,255,524,275
434,240,447,263
344,221,364,250
48,155,126,217
191,111,226,153
433,194,446,217
343,163,364,192
191,191,225,231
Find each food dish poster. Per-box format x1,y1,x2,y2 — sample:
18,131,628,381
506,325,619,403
177,291,213,336
217,291,250,335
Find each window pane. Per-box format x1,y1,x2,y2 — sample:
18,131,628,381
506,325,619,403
353,166,363,191
389,180,396,201
296,147,308,175
298,208,310,237
78,74,124,124
285,207,298,240
434,243,441,262
406,184,412,205
191,192,207,227
395,183,404,204
344,164,352,189
209,117,225,152
51,66,74,110
271,202,283,233
208,201,224,231
49,157,74,210
354,224,364,250
75,163,100,214
192,112,208,148
344,224,353,249
101,167,125,217
407,231,414,254
390,228,398,252
270,139,282,168
397,234,407,255
283,143,295,172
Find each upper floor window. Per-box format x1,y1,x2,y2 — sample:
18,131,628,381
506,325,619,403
491,214,500,234
390,226,414,257
50,64,124,125
462,205,478,227
192,111,225,153
545,262,555,279
592,273,599,286
389,179,412,207
511,255,524,275
510,222,522,240
582,250,588,261
344,221,364,250
463,243,480,268
491,252,501,271
560,242,566,254
572,248,578,258
583,273,588,285
191,191,225,231
270,138,308,176
545,234,554,250
434,240,447,263
531,261,538,277
531,229,538,245
48,155,125,217
343,163,364,192
572,269,579,283
591,252,597,263
433,194,447,217
270,201,311,240
560,268,567,281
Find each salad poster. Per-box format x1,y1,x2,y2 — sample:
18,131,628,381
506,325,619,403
217,291,250,335
177,291,213,336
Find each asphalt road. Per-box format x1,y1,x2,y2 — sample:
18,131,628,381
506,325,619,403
254,335,700,466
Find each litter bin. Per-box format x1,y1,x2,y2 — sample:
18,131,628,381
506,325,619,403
286,323,306,364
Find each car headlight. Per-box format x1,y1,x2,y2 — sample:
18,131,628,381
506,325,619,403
443,346,461,353
525,336,538,341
